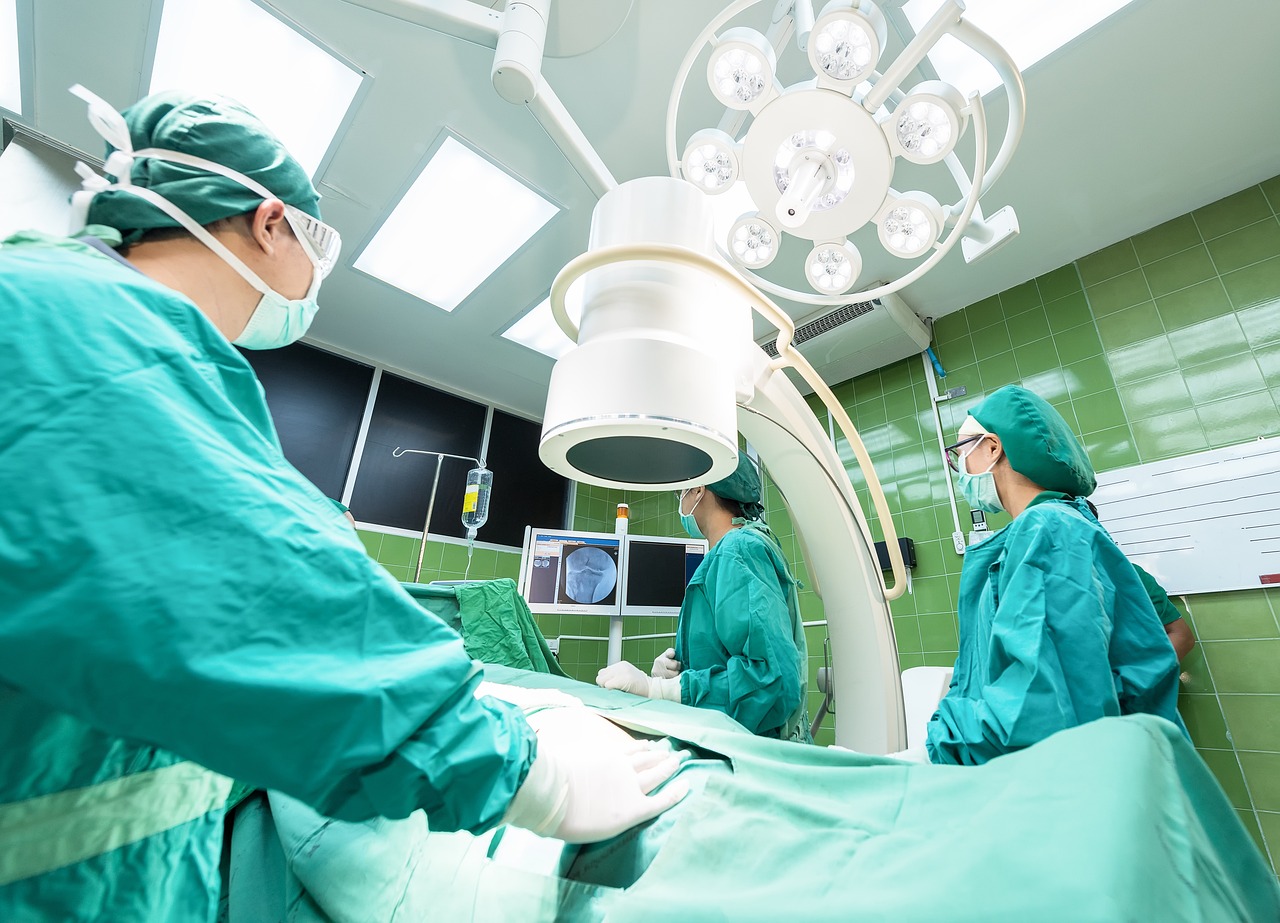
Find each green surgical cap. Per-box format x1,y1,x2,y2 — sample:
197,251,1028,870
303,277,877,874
971,385,1096,496
707,453,765,520
86,92,320,243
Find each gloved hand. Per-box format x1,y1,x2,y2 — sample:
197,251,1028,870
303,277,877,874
502,706,690,844
651,647,682,679
597,661,681,701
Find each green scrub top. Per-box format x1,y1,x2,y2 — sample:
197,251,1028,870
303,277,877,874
1131,563,1183,626
926,493,1185,766
0,232,535,920
676,523,810,742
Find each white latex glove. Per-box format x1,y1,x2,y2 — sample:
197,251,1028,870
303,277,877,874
596,661,681,701
651,648,682,679
502,706,689,844
886,744,930,763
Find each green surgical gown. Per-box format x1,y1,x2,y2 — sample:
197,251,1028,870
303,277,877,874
0,232,535,921
676,523,810,741
926,492,1185,766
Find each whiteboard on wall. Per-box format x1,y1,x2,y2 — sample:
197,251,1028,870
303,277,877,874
1091,437,1280,595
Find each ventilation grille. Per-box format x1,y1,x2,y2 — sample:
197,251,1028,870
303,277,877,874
760,299,878,358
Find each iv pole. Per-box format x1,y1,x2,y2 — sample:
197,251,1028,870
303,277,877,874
392,447,484,583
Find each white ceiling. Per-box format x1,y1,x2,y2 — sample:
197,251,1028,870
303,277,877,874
15,0,1280,420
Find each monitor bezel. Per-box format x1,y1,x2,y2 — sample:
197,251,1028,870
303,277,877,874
517,526,625,617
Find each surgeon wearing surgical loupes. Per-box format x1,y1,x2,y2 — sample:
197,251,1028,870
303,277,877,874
597,454,811,742
0,88,683,921
925,385,1186,766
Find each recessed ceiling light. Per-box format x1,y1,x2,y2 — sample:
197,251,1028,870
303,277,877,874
149,0,362,176
502,296,579,360
355,136,559,312
903,0,1136,96
0,0,22,114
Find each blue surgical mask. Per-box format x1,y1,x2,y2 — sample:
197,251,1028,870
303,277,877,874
957,439,1004,514
679,489,705,540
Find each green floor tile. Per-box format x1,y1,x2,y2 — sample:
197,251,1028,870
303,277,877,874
1238,301,1280,348
1052,323,1104,364
1117,371,1193,418
1183,354,1266,404
1012,336,1062,376
978,350,1021,392
1130,409,1207,461
971,323,1014,361
1237,810,1269,860
1072,388,1128,433
966,295,1005,332
999,279,1043,316
1197,391,1280,447
918,613,959,651
1166,314,1251,366
1064,355,1116,398
1020,367,1069,402
1044,291,1094,334
933,310,969,344
1186,591,1280,641
1258,343,1280,389
1083,425,1139,471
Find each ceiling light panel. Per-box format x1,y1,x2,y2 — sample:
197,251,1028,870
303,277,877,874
355,136,559,312
0,0,21,114
148,0,363,176
502,296,577,360
902,0,1136,96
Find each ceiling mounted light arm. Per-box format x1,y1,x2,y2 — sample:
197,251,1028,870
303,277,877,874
946,18,1026,212
861,0,962,112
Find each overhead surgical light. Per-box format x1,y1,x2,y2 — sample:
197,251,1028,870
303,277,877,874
681,128,741,194
728,212,780,269
706,27,777,111
669,0,1027,305
890,80,967,164
807,0,887,87
806,239,861,294
877,190,943,258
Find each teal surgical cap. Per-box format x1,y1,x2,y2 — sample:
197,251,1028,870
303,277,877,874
707,453,765,520
86,92,320,243
970,385,1096,497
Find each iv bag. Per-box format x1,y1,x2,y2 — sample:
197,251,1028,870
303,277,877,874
461,466,493,535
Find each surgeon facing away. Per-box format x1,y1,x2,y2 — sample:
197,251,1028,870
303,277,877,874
926,385,1187,765
0,88,684,921
597,454,812,743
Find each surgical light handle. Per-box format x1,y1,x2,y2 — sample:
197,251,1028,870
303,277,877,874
549,246,908,601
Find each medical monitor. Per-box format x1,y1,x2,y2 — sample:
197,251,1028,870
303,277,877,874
518,527,623,616
619,535,707,617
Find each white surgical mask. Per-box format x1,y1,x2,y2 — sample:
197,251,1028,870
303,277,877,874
957,437,1004,514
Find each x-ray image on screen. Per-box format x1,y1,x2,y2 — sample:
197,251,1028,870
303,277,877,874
560,544,618,604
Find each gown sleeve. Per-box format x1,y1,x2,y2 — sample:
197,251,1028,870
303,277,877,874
0,255,535,833
678,537,802,736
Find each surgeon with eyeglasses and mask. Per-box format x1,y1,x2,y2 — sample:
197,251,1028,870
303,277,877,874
0,88,683,921
597,453,811,743
926,385,1186,767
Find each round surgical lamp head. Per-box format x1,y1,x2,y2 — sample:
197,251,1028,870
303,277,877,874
805,239,862,295
727,212,780,269
707,27,777,111
681,128,741,194
891,80,967,165
877,191,944,258
807,0,887,87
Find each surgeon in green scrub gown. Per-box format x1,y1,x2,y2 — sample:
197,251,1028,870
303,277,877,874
597,454,811,743
0,88,681,922
926,386,1186,766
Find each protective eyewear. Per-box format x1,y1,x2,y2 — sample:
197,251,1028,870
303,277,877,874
284,204,342,279
943,434,984,472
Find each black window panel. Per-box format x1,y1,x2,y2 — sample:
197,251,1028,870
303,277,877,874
482,411,570,546
238,343,372,500
350,372,487,534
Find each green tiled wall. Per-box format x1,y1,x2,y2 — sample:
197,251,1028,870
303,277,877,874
356,529,522,585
